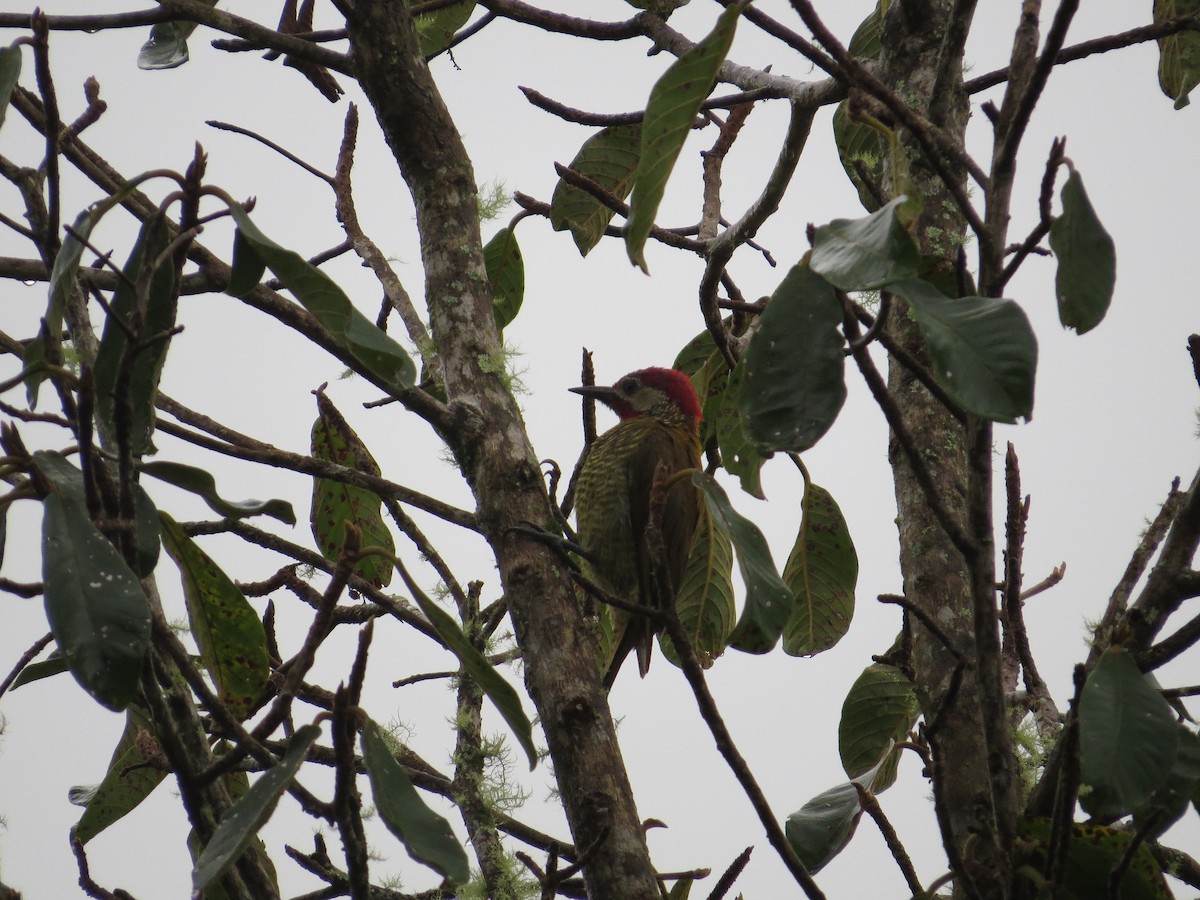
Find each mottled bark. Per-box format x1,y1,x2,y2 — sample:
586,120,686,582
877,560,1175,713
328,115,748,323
880,2,1019,897
340,3,660,897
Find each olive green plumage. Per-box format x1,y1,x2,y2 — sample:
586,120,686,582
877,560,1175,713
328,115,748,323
569,368,704,689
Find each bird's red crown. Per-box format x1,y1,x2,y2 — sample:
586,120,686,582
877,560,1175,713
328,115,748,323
626,367,702,422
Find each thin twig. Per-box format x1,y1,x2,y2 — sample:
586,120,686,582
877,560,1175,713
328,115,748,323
206,119,334,184
0,631,53,700
853,783,923,897
965,14,1200,94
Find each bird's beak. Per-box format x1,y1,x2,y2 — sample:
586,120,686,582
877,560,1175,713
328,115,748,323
569,384,619,406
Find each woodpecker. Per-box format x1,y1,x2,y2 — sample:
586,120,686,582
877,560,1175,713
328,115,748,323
569,367,704,689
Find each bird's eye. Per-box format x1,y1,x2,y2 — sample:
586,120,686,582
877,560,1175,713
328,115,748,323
618,378,638,395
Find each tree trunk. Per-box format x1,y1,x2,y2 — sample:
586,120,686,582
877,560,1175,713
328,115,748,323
341,3,662,897
880,2,1019,896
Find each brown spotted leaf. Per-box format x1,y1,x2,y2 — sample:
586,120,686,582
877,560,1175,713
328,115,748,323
310,391,395,587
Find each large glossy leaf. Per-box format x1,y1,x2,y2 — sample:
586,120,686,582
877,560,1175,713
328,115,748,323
661,503,736,668
838,663,918,793
782,482,857,657
1132,724,1200,840
310,391,395,588
673,327,718,377
1080,647,1181,819
93,211,179,455
784,753,890,876
832,100,886,213
741,262,846,454
809,197,920,291
408,0,475,57
34,453,150,712
1017,819,1171,900
362,718,470,882
187,757,279,900
73,707,167,844
159,513,271,720
696,473,792,653
551,124,641,256
685,342,767,497
713,358,767,499
625,4,743,271
888,278,1037,422
0,42,22,131
785,781,861,876
832,4,885,212
1155,0,1200,108
1049,168,1115,335
141,460,296,525
193,724,321,894
405,577,538,769
483,226,524,330
33,179,150,406
47,210,102,341
228,205,416,391
127,482,162,578
10,650,70,689
138,20,195,69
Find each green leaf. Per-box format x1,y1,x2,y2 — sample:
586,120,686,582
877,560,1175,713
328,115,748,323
673,327,718,376
784,782,862,876
361,718,470,882
661,503,736,669
138,20,195,70
667,876,694,900
483,226,524,330
21,326,48,409
47,211,100,343
45,179,149,351
625,3,743,271
1155,0,1200,108
784,753,891,876
847,1,883,58
73,707,167,844
93,211,179,455
0,42,23,132
409,0,475,57
193,724,321,894
34,452,151,712
888,278,1038,422
686,343,768,497
310,391,395,588
838,663,918,793
141,460,296,525
1132,724,1200,840
1017,819,1171,900
1049,168,1116,335
832,100,886,213
405,578,538,770
809,196,920,291
128,482,162,578
1080,647,1182,819
159,513,271,721
830,9,886,212
228,205,416,391
10,650,69,689
741,262,846,454
782,482,857,657
187,761,279,900
713,357,767,499
696,473,792,653
550,124,642,256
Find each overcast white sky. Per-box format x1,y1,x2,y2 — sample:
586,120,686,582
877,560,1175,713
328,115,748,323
1,2,1199,897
